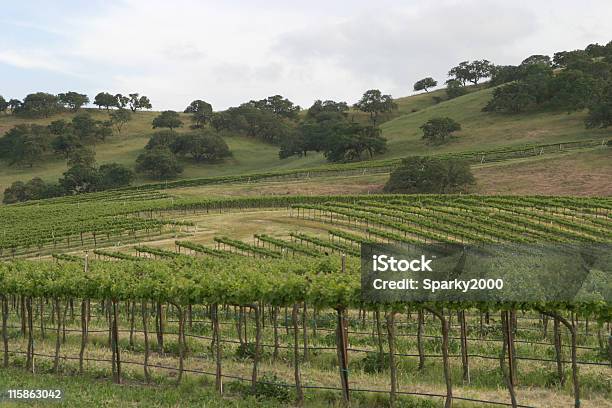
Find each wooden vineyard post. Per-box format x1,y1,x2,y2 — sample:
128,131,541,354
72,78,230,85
386,311,398,407
459,310,470,384
501,311,517,408
426,307,452,408
336,253,350,405
505,311,515,391
26,297,34,373
211,303,223,394
111,300,121,384
79,252,89,374
417,308,425,370
1,295,8,367
292,303,304,406
336,307,350,405
142,301,151,383
251,304,262,390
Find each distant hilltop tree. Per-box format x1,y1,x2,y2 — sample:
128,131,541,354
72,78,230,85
115,94,129,109
58,91,89,111
354,89,397,125
306,100,349,117
521,54,551,67
413,77,437,93
184,100,213,128
8,99,22,111
448,60,494,85
247,95,300,120
93,92,118,110
0,95,9,113
128,93,152,112
13,92,61,118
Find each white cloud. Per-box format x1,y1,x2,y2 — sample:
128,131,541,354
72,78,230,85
1,0,611,109
0,50,69,72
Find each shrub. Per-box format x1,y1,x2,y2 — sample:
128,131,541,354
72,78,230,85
384,157,475,194
359,352,390,374
251,374,291,402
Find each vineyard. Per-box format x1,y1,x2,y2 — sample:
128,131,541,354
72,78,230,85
0,192,610,407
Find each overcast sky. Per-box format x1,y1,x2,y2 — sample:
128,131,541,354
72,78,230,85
1,0,610,110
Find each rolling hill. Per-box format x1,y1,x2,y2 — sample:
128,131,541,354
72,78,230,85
0,85,609,195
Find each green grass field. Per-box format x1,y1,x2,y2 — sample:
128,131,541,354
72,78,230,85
0,367,275,408
0,85,609,194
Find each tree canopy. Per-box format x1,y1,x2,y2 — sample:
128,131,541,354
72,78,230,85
58,92,89,111
93,92,118,110
13,92,61,118
152,110,183,130
184,100,213,128
171,130,232,162
420,117,461,144
0,124,50,166
384,157,475,194
128,93,152,112
413,77,437,93
109,108,133,134
353,89,397,125
247,95,300,120
135,146,183,179
448,60,494,85
279,98,388,162
0,95,8,113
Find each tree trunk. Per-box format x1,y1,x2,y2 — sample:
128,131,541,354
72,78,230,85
1,295,8,367
212,304,223,394
417,309,425,370
142,301,150,383
26,297,34,373
541,311,580,408
509,309,518,385
177,306,185,384
500,312,518,408
302,302,308,361
272,306,280,361
292,304,304,406
129,301,135,349
427,307,451,408
375,309,384,370
251,304,262,389
20,295,26,337
39,299,45,339
459,310,470,383
386,311,398,406
112,300,121,384
553,317,565,385
237,306,244,347
53,299,62,372
79,298,88,374
156,302,164,355
336,308,350,405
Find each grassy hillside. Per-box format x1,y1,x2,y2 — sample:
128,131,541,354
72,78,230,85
0,110,326,193
379,86,610,157
0,85,609,194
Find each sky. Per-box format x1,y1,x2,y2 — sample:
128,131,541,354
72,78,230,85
1,0,611,111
